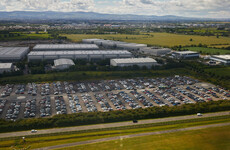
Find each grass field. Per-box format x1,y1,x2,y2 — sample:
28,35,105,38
184,47,230,55
0,32,53,41
63,32,230,48
205,67,230,76
0,115,229,150
0,68,189,84
66,125,230,150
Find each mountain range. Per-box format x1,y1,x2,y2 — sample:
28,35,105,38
0,11,227,21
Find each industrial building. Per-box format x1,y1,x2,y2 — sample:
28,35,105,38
53,59,75,70
141,47,171,56
0,63,13,74
110,58,157,68
172,51,200,59
210,55,230,65
33,44,99,51
0,47,29,62
82,39,147,51
28,50,132,62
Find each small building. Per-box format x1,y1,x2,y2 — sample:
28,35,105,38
53,59,75,70
110,58,157,68
210,55,230,65
0,63,13,74
172,51,200,59
0,47,29,62
141,47,171,56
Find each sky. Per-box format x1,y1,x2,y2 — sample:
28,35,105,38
0,0,229,18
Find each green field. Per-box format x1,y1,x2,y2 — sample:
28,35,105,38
0,115,229,150
205,67,230,76
184,47,230,55
0,68,189,84
63,32,230,48
66,125,230,150
0,32,53,40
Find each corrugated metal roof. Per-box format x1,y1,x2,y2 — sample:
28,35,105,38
0,47,29,56
28,50,131,56
212,55,230,60
33,44,99,50
112,58,157,64
0,63,12,69
174,51,199,54
54,59,75,66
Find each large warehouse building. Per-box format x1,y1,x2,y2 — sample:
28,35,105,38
141,47,172,56
0,47,29,62
53,59,75,70
210,55,230,65
110,58,157,68
28,50,132,61
33,44,99,51
82,39,147,51
0,63,13,74
172,51,200,59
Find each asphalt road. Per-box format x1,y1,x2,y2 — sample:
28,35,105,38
0,111,229,139
35,122,230,150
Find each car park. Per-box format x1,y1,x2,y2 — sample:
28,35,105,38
94,93,113,112
0,99,6,114
107,92,126,110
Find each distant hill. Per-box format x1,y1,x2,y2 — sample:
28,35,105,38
0,11,209,21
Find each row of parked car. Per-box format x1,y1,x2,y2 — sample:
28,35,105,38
107,92,126,110
119,91,141,109
0,100,6,114
24,99,36,118
6,102,21,120
68,95,82,113
130,90,154,107
40,96,51,117
15,85,25,94
53,82,63,95
41,83,50,96
64,82,76,94
55,96,67,115
94,93,113,112
142,90,167,107
27,83,37,96
81,94,97,112
1,84,14,97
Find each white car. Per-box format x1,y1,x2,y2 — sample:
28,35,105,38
197,113,202,116
31,129,37,133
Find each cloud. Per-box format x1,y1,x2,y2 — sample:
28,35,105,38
0,0,229,18
0,0,94,12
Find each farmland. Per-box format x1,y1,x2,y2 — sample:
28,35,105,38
63,32,230,48
65,125,230,150
0,32,53,41
184,47,230,55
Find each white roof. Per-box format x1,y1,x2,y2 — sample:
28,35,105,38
33,44,99,50
0,63,12,69
54,59,75,67
174,51,199,54
112,58,157,64
212,55,230,60
142,47,171,52
0,47,29,57
28,50,131,56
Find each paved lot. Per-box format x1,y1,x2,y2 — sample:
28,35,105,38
34,122,230,150
0,111,229,139
0,76,229,120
